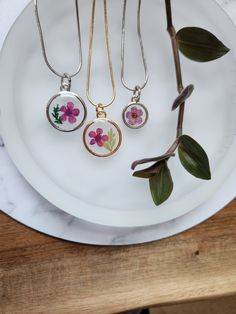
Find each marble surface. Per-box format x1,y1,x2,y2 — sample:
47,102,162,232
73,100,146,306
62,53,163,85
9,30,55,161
0,0,236,245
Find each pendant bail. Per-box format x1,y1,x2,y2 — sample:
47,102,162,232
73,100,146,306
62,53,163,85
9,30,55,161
96,104,107,118
131,85,141,103
60,73,72,91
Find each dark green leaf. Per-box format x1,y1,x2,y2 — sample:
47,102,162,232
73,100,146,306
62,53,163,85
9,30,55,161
172,84,194,111
149,161,173,206
131,153,174,170
133,162,163,179
177,27,230,62
178,135,211,180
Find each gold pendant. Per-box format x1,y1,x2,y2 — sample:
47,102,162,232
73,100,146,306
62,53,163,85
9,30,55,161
83,104,122,157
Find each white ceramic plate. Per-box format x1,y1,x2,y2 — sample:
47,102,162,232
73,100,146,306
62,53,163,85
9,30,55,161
1,0,236,227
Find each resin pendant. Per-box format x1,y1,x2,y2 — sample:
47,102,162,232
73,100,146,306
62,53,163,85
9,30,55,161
46,76,87,132
122,87,148,129
122,101,148,129
83,105,122,157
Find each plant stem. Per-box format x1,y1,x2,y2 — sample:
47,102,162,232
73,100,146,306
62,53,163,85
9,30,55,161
165,0,185,141
131,0,186,170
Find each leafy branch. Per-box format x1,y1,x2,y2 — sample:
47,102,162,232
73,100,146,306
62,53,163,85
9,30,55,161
131,0,230,206
52,105,62,125
104,128,116,152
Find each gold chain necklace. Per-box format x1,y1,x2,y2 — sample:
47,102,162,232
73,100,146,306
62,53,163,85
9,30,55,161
83,0,122,158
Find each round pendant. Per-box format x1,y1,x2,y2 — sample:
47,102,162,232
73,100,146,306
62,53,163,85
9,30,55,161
46,91,87,132
122,102,148,129
83,118,122,157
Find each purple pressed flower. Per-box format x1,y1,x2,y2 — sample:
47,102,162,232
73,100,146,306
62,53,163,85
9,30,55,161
89,128,109,147
126,106,143,126
60,102,80,124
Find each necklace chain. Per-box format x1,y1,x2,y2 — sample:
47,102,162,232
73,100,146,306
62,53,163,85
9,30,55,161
121,0,148,92
86,0,116,108
34,0,83,79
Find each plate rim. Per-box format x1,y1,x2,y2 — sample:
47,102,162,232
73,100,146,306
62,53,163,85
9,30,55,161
1,0,236,227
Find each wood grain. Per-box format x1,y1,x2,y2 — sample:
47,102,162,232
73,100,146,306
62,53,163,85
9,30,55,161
150,296,236,314
1,199,236,314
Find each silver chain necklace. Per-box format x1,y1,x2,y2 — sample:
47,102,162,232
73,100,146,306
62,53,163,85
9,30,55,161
121,0,149,129
34,0,87,132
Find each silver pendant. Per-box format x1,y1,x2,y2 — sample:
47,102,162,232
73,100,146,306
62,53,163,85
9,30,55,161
122,86,148,129
122,101,148,129
46,76,87,132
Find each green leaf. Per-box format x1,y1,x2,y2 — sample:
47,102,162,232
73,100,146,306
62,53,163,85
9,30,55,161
131,153,175,170
177,27,230,62
178,135,211,180
149,161,173,206
172,84,194,111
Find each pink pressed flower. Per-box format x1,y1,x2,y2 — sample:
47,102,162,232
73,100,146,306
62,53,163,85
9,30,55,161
60,102,80,124
126,106,143,126
89,128,109,147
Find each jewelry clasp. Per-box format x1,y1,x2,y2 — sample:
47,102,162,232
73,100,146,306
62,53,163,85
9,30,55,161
60,74,72,91
131,85,141,103
96,104,107,118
